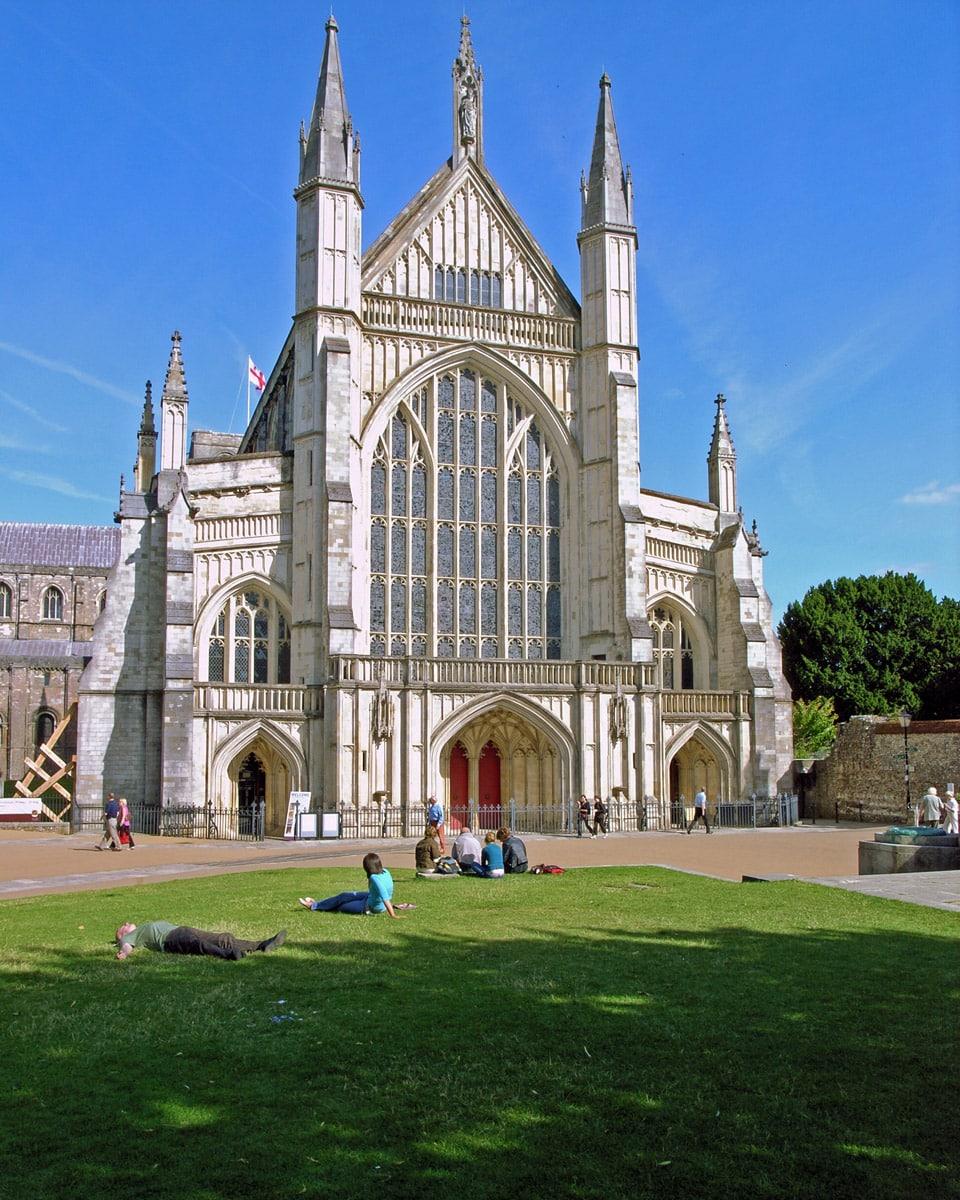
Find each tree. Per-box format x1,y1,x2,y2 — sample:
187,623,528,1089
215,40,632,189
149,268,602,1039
792,696,838,758
778,572,960,722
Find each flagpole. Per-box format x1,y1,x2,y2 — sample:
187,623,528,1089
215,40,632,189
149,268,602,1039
246,364,251,426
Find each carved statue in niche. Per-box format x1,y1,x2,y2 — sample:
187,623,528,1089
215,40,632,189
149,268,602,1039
372,672,394,742
459,77,477,142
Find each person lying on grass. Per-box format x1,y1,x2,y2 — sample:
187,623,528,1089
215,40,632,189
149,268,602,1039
299,851,408,917
115,921,286,960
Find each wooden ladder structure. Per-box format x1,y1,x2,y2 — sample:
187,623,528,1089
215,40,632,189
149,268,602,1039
15,704,77,821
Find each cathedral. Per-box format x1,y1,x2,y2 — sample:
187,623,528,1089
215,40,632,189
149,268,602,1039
74,15,793,836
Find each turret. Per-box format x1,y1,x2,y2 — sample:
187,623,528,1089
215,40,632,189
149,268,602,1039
299,14,361,190
159,331,188,473
708,392,738,519
135,381,156,491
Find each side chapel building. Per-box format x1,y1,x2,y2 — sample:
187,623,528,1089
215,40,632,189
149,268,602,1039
75,16,793,834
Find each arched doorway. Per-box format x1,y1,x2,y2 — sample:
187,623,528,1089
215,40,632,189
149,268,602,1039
666,731,730,829
238,752,266,835
438,705,566,833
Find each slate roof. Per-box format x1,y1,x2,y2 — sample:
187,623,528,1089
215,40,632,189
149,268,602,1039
0,523,119,570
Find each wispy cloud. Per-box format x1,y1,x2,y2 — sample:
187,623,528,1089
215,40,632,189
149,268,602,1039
0,468,113,503
0,385,69,433
898,481,960,506
0,342,139,406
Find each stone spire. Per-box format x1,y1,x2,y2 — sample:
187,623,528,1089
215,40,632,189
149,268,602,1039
452,14,483,168
708,393,738,515
300,13,361,189
160,331,189,472
581,73,632,230
135,380,157,491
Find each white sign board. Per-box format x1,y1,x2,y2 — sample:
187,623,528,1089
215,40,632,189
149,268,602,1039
283,791,312,840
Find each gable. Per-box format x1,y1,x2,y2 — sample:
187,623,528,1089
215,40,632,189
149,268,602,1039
362,159,579,321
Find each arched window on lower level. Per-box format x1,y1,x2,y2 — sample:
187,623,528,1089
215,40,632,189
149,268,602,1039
649,605,695,690
206,590,291,684
0,582,11,619
36,710,56,753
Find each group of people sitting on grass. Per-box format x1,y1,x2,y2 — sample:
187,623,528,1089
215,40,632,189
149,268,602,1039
414,823,528,876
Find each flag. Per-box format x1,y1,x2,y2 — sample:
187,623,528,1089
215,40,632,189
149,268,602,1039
248,357,266,391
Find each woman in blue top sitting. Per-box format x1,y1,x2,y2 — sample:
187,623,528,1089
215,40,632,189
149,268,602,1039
300,852,403,917
480,831,504,877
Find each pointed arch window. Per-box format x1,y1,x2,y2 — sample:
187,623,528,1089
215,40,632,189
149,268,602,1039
206,590,291,684
649,606,695,690
0,583,11,620
42,587,63,621
370,367,562,659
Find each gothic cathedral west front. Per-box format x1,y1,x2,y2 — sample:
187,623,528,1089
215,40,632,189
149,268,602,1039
75,16,793,836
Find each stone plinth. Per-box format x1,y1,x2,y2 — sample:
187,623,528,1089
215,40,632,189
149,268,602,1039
859,828,960,875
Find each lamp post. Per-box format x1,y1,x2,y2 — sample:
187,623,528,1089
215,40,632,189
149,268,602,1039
897,710,912,815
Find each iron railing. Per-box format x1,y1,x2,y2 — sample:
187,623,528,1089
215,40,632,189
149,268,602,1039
71,801,266,842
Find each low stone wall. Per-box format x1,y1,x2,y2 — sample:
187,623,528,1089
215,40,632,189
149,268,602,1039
801,717,960,823
859,829,960,875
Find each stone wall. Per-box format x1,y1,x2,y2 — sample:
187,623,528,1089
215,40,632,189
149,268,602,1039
801,716,960,823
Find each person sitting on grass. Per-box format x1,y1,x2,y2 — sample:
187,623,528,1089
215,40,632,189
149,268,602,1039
452,824,483,869
480,830,504,877
497,826,528,874
300,852,405,917
115,921,286,960
415,826,442,872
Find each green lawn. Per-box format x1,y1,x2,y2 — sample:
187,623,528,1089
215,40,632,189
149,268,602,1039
1,866,957,1199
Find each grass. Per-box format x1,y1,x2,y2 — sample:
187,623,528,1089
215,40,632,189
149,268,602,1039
0,865,957,1200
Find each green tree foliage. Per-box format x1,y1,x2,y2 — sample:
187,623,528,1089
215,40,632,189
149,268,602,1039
793,696,838,758
778,572,960,722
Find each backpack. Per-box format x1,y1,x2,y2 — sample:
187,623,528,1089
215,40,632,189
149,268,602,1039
529,863,565,875
435,857,460,875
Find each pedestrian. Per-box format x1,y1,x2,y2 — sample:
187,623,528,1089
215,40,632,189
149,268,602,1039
577,794,593,838
117,797,135,848
115,921,286,960
687,788,712,834
592,795,608,838
941,787,958,835
920,786,942,828
299,852,406,917
97,793,122,851
426,795,446,852
497,826,528,874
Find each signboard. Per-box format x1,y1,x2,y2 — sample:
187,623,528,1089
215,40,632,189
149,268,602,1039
321,812,340,839
283,791,312,840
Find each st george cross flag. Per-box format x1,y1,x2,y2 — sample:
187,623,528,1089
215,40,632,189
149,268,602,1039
248,357,266,391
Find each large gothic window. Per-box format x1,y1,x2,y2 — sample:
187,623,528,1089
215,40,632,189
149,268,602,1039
206,590,291,684
649,606,695,690
42,587,63,621
370,369,562,660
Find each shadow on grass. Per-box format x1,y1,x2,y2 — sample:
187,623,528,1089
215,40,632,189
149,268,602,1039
1,872,957,1200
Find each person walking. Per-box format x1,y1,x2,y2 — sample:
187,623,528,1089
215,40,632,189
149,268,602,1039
97,793,122,851
117,797,135,849
686,788,712,834
920,786,943,828
942,787,958,834
592,796,608,838
577,795,593,839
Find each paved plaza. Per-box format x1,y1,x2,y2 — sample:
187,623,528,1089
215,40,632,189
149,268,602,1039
0,822,957,912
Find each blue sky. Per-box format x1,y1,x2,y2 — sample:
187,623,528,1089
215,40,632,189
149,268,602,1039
1,0,957,623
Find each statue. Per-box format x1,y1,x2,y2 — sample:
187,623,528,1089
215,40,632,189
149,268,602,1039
459,78,477,143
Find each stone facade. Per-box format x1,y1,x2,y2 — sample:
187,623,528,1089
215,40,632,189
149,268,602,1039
74,16,793,835
802,716,960,824
0,523,118,791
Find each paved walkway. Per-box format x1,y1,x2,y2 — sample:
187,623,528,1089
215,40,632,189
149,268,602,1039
1,822,958,912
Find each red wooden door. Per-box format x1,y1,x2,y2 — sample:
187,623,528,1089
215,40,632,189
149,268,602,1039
478,741,501,828
449,742,469,830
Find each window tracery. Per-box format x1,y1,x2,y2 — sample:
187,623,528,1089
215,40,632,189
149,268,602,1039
370,367,561,659
206,590,290,684
649,605,695,690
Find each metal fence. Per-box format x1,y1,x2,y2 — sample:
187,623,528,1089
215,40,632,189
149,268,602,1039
669,793,799,831
72,801,265,842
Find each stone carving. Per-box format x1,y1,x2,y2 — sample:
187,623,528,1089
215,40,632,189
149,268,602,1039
372,671,394,741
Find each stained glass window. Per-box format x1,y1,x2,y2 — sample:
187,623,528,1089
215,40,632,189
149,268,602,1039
368,370,562,658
